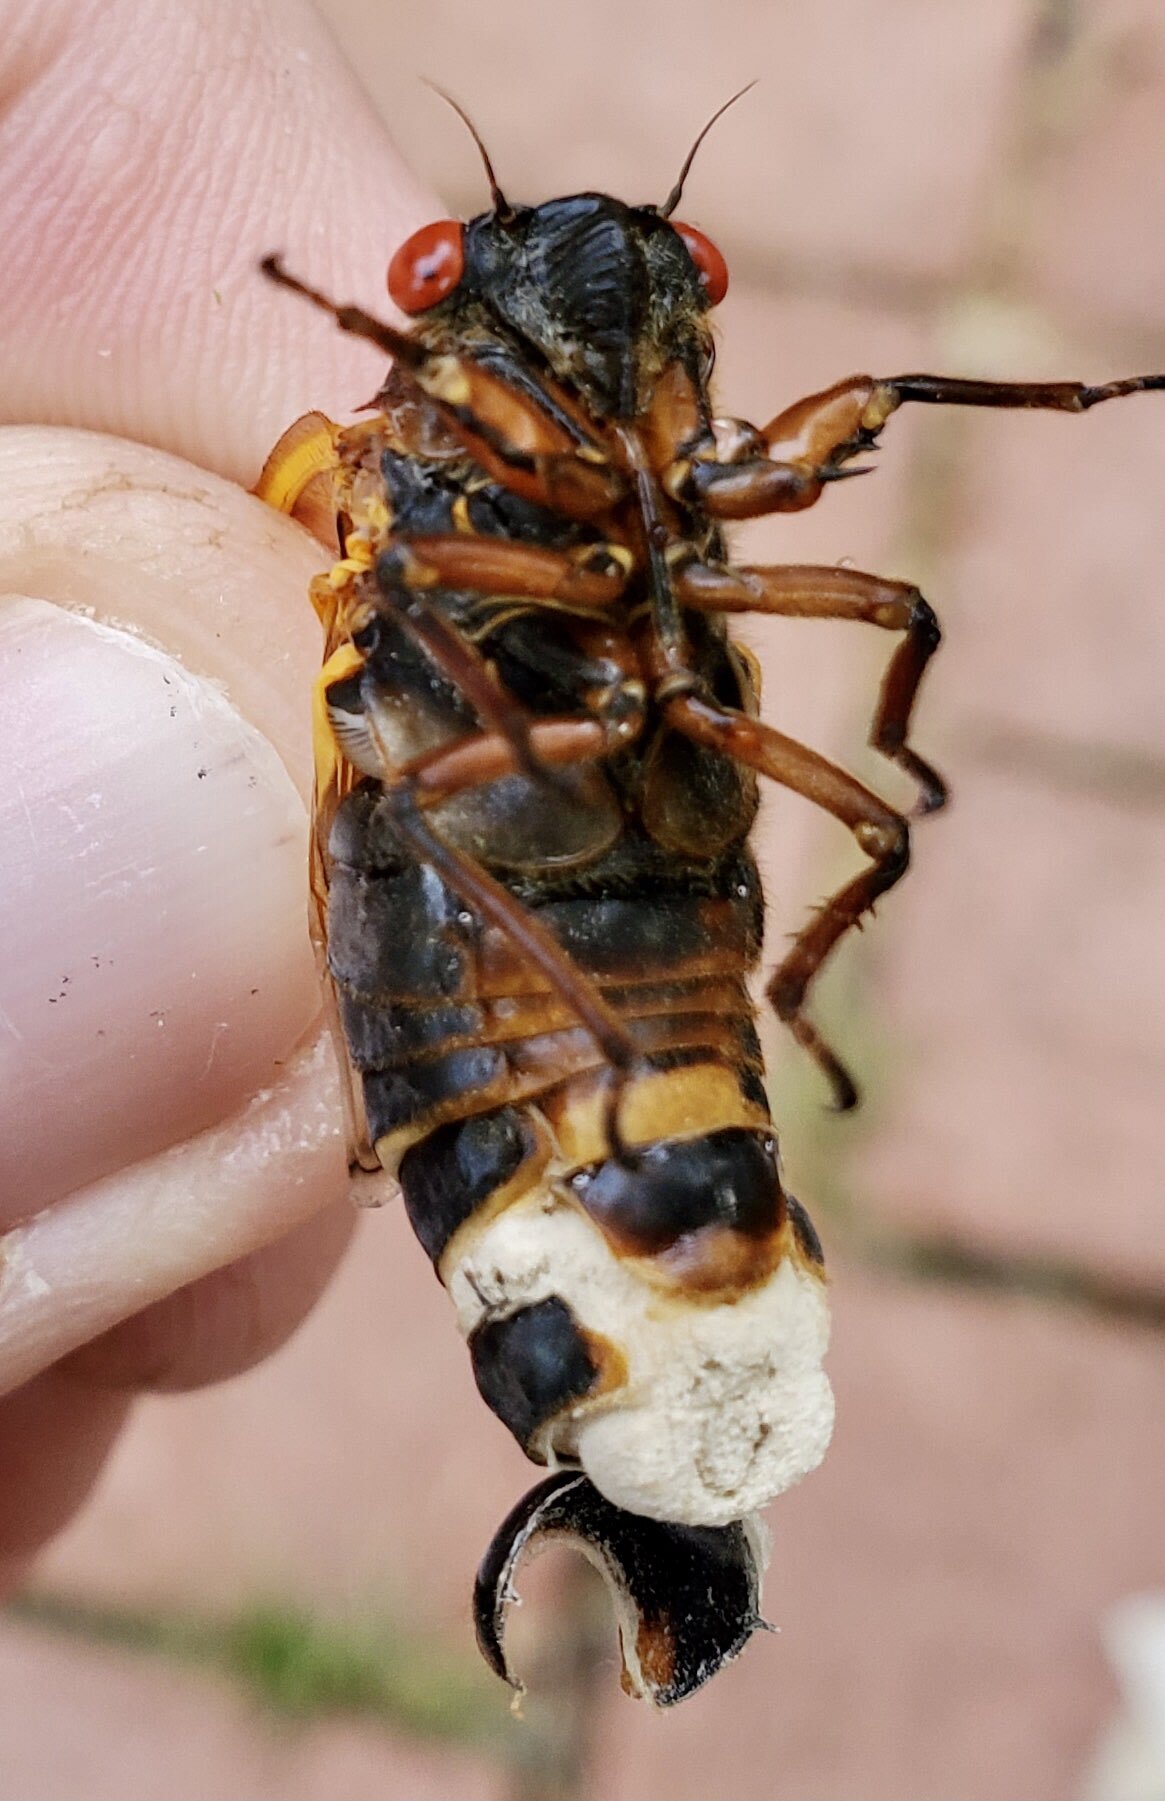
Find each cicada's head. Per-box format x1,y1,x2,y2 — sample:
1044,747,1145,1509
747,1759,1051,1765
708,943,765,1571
440,1125,833,1528
386,193,726,422
382,85,747,424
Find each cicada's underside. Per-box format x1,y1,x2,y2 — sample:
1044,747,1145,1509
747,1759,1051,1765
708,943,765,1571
259,148,1163,1705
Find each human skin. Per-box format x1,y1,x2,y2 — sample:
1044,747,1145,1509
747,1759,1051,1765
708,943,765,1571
0,0,438,1577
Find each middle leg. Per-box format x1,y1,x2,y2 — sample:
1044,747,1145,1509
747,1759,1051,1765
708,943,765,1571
674,559,946,813
665,369,1164,522
344,667,649,1159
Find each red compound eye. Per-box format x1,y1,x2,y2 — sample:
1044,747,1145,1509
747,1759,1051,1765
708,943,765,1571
387,220,465,314
672,222,729,306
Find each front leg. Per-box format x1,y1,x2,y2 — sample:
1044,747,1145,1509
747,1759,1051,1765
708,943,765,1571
665,369,1164,522
763,369,1165,471
261,258,626,521
371,535,635,795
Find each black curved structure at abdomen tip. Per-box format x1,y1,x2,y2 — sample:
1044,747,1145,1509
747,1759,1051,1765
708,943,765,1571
474,1472,766,1707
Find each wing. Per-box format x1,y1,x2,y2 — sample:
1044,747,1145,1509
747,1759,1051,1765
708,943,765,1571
256,412,387,1193
253,410,344,545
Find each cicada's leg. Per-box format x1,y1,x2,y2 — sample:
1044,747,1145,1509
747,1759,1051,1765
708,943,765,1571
377,789,636,1076
317,648,644,1168
665,370,1164,521
261,259,625,521
324,645,647,1155
674,560,945,813
399,713,631,802
372,534,633,793
382,535,630,610
661,690,909,1110
761,370,1165,476
374,780,641,1158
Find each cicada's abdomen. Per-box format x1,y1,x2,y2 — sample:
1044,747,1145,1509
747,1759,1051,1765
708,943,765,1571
325,758,833,1529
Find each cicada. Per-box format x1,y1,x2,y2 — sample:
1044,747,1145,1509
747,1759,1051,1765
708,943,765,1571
257,97,1163,1706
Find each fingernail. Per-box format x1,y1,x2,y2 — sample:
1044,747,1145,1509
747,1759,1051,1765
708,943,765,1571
0,597,320,1222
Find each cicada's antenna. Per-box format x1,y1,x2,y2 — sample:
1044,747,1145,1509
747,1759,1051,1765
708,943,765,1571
658,82,757,218
424,82,516,223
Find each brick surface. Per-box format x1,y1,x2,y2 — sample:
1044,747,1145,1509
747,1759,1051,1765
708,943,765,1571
1017,0,1165,337
321,0,1033,282
855,378,1164,1279
30,1241,1164,1801
35,1206,527,1626
859,762,1164,1278
589,1269,1164,1801
9,4,1163,1799
942,402,1165,759
0,1618,503,1801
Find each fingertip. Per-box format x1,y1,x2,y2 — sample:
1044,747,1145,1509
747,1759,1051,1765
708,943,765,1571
0,1026,351,1400
0,0,438,480
0,593,319,1220
0,430,358,1400
57,1194,357,1394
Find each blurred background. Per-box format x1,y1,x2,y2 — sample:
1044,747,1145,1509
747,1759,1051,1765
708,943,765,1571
3,1,1162,1797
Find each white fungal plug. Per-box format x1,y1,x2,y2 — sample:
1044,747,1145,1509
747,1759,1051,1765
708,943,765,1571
446,1185,833,1528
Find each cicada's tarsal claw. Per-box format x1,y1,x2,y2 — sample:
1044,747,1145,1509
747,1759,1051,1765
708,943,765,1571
473,1472,769,1708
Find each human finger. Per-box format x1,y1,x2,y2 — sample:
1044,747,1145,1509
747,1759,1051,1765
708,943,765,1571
0,0,435,484
0,428,351,1398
